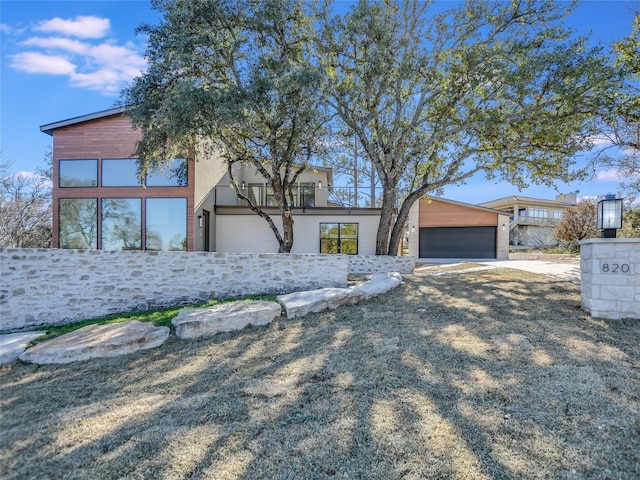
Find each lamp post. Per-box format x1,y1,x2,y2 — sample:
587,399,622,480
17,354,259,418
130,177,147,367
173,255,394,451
596,194,623,238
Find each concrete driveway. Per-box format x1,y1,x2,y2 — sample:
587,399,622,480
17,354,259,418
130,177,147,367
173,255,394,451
417,258,581,283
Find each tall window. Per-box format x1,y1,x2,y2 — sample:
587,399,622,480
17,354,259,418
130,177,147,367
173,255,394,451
59,198,98,249
146,158,187,187
102,159,140,187
145,198,187,251
320,223,358,254
300,182,315,207
102,198,141,250
59,159,98,187
554,210,564,219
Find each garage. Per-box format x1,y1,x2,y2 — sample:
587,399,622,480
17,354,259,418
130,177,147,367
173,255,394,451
419,226,497,258
408,197,509,259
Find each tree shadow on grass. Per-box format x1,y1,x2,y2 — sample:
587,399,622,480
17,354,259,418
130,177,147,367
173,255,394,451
1,269,639,479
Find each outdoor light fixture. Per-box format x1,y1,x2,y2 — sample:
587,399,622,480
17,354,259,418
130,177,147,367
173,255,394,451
597,194,623,238
198,215,203,228
241,181,245,191
502,224,506,232
411,226,415,233
318,181,322,189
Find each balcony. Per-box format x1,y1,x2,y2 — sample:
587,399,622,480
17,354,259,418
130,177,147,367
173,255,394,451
513,215,562,227
214,185,388,209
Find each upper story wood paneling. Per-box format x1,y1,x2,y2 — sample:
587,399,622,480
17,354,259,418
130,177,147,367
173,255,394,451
52,115,140,160
419,198,498,227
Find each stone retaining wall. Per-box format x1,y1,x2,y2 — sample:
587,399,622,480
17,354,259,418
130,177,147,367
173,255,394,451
348,255,415,275
1,249,414,331
580,238,640,320
1,249,347,331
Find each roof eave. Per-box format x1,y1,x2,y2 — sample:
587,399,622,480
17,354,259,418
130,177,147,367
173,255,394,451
40,106,128,136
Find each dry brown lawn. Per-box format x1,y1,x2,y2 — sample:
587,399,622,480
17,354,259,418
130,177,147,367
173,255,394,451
1,268,639,480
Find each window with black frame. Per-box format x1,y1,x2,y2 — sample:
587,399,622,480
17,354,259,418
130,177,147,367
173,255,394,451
300,182,315,207
59,159,98,187
320,222,358,254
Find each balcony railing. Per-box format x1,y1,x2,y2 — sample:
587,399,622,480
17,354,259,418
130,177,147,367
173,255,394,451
514,215,562,227
215,185,391,208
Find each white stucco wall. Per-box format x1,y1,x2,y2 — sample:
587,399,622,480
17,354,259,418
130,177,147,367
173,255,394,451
215,213,381,255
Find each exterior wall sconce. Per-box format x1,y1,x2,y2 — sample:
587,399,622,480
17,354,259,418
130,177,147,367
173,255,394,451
502,224,506,232
241,181,245,191
597,194,623,238
198,215,203,228
318,181,322,189
411,226,415,233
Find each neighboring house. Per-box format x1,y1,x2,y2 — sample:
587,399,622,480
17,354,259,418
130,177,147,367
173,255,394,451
478,193,578,247
408,197,510,259
41,107,381,255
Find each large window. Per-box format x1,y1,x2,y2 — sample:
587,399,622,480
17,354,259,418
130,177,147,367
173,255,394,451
145,198,187,251
59,159,98,187
59,198,98,249
146,158,187,187
529,208,548,218
320,223,358,254
102,159,140,187
102,198,141,250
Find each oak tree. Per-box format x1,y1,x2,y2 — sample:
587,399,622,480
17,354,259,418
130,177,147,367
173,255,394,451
122,0,327,252
319,0,628,255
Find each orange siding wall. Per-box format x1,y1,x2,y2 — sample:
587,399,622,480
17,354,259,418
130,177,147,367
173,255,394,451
419,198,497,227
51,114,196,250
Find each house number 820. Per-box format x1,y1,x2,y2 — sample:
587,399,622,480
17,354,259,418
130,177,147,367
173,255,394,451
602,263,630,273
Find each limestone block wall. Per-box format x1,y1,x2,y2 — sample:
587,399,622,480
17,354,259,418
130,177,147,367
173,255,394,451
0,249,348,331
580,239,640,320
348,255,415,275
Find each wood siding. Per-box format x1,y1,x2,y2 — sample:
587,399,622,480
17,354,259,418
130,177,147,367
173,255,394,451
418,198,497,227
51,113,196,250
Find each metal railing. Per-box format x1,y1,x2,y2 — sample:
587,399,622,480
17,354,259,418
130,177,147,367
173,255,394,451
214,185,390,209
514,215,562,227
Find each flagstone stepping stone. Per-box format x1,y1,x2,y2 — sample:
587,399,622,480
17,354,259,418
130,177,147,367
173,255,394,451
352,272,402,300
172,300,282,339
19,321,169,365
278,272,402,319
0,331,46,365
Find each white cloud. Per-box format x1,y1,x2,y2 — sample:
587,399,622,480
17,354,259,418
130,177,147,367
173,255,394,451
589,135,615,147
35,16,110,39
7,16,147,95
596,169,622,182
23,37,90,54
10,51,76,75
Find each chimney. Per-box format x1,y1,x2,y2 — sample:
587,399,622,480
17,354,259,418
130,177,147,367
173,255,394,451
556,191,578,205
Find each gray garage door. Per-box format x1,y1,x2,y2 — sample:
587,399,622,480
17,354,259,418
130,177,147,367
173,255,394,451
419,226,496,258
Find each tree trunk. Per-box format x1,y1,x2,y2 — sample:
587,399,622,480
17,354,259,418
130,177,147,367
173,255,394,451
280,211,294,253
375,188,397,255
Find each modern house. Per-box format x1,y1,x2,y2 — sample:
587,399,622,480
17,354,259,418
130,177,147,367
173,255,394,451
40,107,381,255
407,197,510,259
478,193,578,247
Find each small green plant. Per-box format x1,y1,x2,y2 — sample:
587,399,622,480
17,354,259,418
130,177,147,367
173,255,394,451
35,294,278,344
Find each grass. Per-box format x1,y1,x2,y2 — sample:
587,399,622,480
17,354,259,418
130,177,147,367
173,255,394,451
1,268,639,479
34,294,278,343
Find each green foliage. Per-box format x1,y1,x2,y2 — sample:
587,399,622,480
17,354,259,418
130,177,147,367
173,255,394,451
319,0,630,254
620,206,640,238
121,0,328,252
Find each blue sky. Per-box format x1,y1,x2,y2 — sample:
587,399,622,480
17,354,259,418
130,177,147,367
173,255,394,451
1,0,638,204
